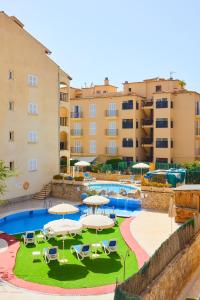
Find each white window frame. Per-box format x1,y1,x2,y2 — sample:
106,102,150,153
28,131,38,143
89,140,96,154
28,74,38,87
89,122,96,135
28,159,38,171
28,102,38,114
89,103,96,117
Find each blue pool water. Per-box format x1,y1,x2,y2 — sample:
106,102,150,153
88,183,137,193
0,201,141,235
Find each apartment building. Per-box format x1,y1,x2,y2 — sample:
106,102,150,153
70,77,200,164
0,11,71,200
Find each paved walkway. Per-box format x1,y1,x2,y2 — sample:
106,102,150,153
130,210,179,256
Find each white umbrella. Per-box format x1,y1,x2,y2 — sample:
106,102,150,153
168,197,176,234
81,215,114,232
132,163,150,177
83,195,109,214
44,219,82,236
74,161,91,167
48,203,79,217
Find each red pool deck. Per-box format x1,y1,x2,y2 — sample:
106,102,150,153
0,217,149,295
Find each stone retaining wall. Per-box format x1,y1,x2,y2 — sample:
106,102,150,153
142,231,200,300
141,188,174,212
51,182,87,202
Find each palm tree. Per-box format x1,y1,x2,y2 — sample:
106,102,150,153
179,80,186,89
0,160,14,196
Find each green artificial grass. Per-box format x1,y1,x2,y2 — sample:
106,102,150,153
14,218,138,289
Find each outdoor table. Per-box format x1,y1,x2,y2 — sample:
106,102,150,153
32,251,41,261
91,243,101,258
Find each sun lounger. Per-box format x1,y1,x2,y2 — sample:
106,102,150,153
22,231,36,246
71,244,91,260
102,239,117,254
43,246,59,263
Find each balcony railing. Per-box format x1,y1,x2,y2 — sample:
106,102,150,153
60,117,68,126
105,147,118,154
142,119,153,126
70,112,83,118
142,101,153,108
196,128,200,135
60,92,69,102
71,147,83,153
105,110,118,117
105,129,118,136
60,142,68,150
71,129,83,136
141,137,153,145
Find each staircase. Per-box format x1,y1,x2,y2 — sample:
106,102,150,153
32,183,52,200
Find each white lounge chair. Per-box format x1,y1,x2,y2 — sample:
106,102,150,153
43,246,59,263
22,231,36,246
102,239,117,254
71,244,91,260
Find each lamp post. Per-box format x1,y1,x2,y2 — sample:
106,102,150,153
120,249,130,281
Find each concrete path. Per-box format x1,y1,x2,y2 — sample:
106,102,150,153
130,210,179,256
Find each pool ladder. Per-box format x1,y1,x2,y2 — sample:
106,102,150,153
43,199,53,209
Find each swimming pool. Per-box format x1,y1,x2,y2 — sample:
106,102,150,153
0,202,141,235
88,183,137,193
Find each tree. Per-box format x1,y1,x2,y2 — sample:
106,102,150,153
0,160,14,196
179,80,186,89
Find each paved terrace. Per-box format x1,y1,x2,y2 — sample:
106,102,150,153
0,198,178,300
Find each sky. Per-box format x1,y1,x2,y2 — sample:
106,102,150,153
1,0,200,91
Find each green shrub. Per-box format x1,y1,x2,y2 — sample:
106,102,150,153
53,174,63,180
74,176,84,181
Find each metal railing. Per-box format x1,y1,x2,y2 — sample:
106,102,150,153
142,100,153,108
195,128,200,135
105,147,118,154
142,119,153,126
105,110,119,117
70,129,83,136
105,129,118,136
70,112,83,118
71,147,83,153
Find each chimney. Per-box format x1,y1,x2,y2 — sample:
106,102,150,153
104,77,109,85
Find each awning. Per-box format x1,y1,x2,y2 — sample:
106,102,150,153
71,156,96,163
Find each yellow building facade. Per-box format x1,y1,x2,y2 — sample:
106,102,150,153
70,77,200,164
0,12,71,200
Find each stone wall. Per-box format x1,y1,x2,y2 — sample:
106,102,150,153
141,187,174,212
142,231,200,300
89,172,140,181
51,182,87,202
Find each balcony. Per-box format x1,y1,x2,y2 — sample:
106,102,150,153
141,137,153,147
105,129,118,136
70,112,83,118
71,129,83,136
71,147,83,154
60,142,68,150
105,110,118,117
196,128,200,136
60,117,68,127
60,92,69,102
105,147,118,154
142,100,153,109
142,119,153,127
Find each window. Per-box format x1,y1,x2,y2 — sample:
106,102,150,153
122,138,133,148
71,105,82,118
155,85,162,92
9,101,14,111
9,131,14,141
171,101,173,108
28,102,38,114
89,140,96,154
107,121,117,135
96,90,101,94
156,158,168,163
28,159,38,171
89,103,96,117
136,120,139,128
8,70,14,80
74,140,82,153
128,88,132,92
9,161,14,171
122,119,133,128
107,140,117,154
103,90,107,94
156,118,168,128
60,92,68,102
107,103,117,116
171,140,174,148
156,98,168,108
89,122,96,135
196,101,200,115
28,131,38,143
171,120,173,128
28,74,38,86
73,123,82,135
122,100,133,110
156,138,168,148
136,101,139,110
